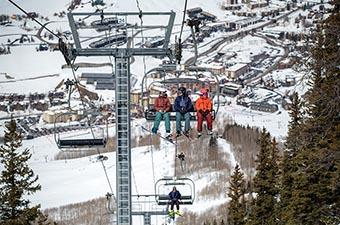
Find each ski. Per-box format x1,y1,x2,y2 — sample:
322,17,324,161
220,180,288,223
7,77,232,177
183,132,193,140
175,133,192,141
140,126,177,145
197,129,217,139
167,210,182,223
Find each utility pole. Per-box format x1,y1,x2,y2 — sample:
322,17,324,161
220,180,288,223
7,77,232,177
67,11,175,225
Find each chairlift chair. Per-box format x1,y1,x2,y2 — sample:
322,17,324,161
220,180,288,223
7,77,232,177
142,72,219,121
155,177,195,206
54,110,108,150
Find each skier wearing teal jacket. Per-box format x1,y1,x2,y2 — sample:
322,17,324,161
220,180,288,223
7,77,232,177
174,87,194,136
151,91,172,135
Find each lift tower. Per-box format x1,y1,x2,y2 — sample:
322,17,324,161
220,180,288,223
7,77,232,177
67,11,175,225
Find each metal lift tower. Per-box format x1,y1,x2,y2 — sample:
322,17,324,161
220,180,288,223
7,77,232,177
67,11,175,225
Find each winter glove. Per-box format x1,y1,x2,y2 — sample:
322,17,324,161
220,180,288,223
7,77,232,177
180,107,186,114
204,109,210,115
199,109,204,114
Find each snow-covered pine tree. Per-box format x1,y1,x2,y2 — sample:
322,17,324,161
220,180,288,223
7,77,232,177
227,164,246,225
247,128,279,225
0,119,41,225
279,92,303,224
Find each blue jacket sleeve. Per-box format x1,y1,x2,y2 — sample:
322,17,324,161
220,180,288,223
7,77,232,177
186,97,194,112
177,191,181,199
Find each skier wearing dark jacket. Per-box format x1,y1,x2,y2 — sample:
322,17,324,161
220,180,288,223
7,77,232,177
174,87,194,136
168,186,181,215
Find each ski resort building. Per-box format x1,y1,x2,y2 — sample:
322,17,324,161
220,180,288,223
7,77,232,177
225,63,249,79
250,101,279,113
80,73,115,90
220,82,242,97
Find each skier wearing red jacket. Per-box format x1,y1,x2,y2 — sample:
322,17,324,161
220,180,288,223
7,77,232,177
195,88,213,137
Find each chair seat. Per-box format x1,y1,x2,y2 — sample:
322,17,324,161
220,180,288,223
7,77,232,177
157,195,193,205
58,138,106,148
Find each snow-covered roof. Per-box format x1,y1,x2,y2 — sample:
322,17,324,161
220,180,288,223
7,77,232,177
205,21,227,27
226,63,248,72
131,89,142,94
225,14,248,22
202,63,224,70
221,82,242,89
150,86,167,92
234,17,262,25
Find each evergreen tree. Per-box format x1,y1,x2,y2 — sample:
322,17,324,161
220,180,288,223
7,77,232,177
0,119,41,225
227,164,246,225
279,92,303,223
284,3,340,224
34,212,57,225
285,92,303,151
269,138,280,222
247,128,279,225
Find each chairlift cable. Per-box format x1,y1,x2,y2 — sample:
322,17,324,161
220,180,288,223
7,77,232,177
132,168,140,197
135,0,142,13
135,0,147,83
148,123,157,194
7,0,61,40
174,135,178,178
179,0,188,43
104,28,115,78
133,0,150,197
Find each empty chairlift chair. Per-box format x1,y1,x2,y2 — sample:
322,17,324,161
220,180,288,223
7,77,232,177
54,111,107,150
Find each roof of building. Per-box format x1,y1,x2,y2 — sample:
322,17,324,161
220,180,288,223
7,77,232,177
202,62,224,70
226,63,248,72
95,83,115,90
160,78,205,84
200,11,217,19
186,7,203,14
131,89,142,94
221,82,242,90
234,17,262,25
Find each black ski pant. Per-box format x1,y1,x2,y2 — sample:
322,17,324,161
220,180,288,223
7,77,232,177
170,199,180,211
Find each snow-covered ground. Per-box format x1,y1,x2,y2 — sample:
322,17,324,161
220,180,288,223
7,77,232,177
216,102,289,139
0,46,65,93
